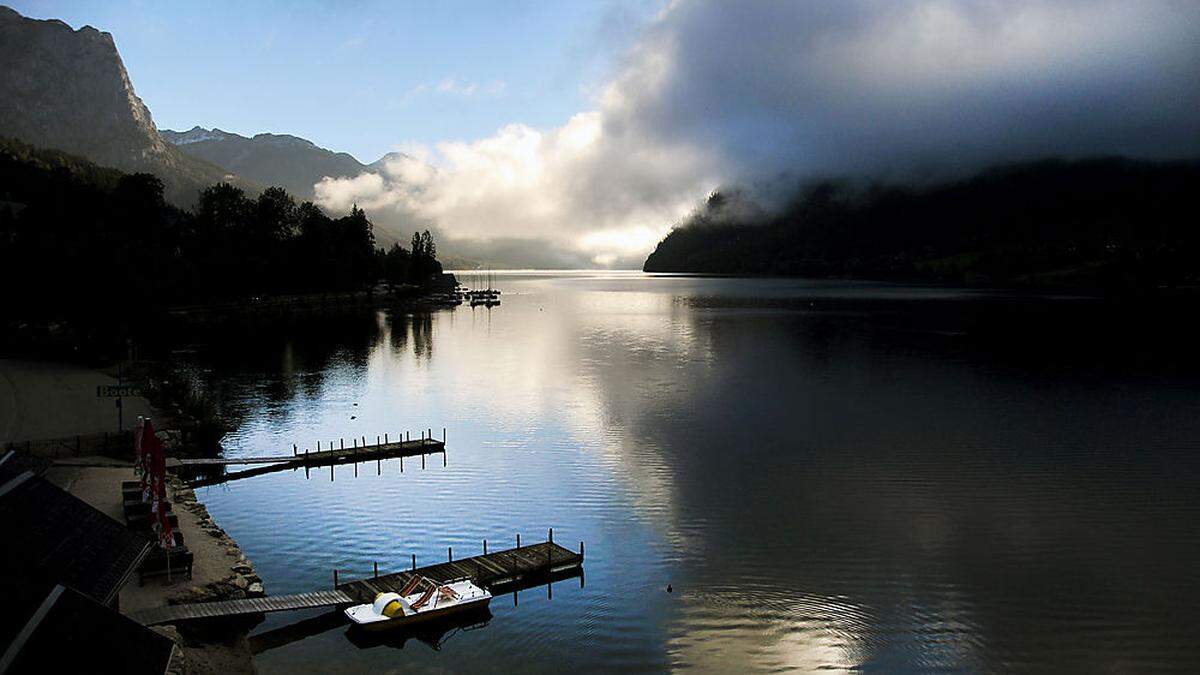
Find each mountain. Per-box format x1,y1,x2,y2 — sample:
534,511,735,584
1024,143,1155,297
367,151,411,173
160,126,367,200
0,5,246,206
644,157,1200,290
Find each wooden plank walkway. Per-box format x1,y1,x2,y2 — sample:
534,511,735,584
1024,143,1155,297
338,541,584,603
181,437,447,487
178,437,445,467
128,590,354,626
128,540,583,626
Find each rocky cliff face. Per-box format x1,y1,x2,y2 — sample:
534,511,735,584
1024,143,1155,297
0,6,243,205
161,126,366,200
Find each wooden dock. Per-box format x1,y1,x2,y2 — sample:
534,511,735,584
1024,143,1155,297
178,436,445,467
338,541,583,603
128,538,583,626
128,590,354,625
180,435,447,487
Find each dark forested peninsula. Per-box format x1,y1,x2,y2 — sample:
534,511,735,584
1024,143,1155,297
644,158,1199,290
0,137,444,323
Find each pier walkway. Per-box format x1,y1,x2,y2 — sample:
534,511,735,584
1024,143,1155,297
180,435,447,487
128,539,583,626
177,435,445,467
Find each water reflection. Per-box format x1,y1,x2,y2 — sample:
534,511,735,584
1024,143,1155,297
344,609,493,652
182,272,1200,672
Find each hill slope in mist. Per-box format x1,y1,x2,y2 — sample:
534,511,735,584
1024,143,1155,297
0,5,251,206
644,158,1200,290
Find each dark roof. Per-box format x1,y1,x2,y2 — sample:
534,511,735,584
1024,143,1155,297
0,583,174,674
0,451,50,481
0,471,151,605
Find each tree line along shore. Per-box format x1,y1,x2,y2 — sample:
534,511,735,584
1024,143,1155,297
644,157,1200,293
1,136,459,363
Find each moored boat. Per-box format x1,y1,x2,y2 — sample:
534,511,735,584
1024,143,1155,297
344,576,491,630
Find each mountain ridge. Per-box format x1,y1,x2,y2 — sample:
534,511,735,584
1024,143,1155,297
159,125,377,201
0,5,251,206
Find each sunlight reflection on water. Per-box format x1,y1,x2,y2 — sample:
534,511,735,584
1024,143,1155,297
184,271,1200,673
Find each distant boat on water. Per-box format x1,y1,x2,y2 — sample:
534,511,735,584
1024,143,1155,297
462,269,502,306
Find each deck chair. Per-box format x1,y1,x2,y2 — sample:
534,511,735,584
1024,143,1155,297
400,575,424,596
411,586,437,609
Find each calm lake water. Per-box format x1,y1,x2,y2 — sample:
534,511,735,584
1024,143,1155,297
186,271,1200,673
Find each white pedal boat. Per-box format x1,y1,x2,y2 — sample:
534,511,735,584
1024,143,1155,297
344,576,491,629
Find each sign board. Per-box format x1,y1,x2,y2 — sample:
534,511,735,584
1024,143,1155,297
97,384,143,398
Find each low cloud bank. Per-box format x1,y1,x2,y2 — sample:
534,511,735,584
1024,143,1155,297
317,0,1200,267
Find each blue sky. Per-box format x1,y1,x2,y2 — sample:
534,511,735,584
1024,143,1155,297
10,0,660,162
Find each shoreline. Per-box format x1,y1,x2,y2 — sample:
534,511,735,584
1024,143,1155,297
46,463,262,674
0,354,266,674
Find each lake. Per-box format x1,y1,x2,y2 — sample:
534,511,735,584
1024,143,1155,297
185,271,1200,672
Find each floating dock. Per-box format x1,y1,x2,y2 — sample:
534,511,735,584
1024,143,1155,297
178,435,445,467
339,540,581,603
128,539,583,626
180,435,447,487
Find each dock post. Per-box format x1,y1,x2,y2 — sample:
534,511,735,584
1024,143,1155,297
293,444,297,456
484,539,488,555
517,533,521,549
340,438,344,450
449,547,453,562
317,441,321,451
384,433,388,444
580,541,584,557
330,464,334,481
406,431,409,442
412,554,416,571
374,562,378,578
334,569,339,588
421,453,425,469
354,461,358,477
443,451,446,467
362,435,366,447
443,428,446,442
377,459,381,475
400,455,403,472
549,528,553,544
376,435,380,446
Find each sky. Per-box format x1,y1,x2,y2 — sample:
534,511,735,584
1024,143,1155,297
9,0,659,162
10,1,1200,267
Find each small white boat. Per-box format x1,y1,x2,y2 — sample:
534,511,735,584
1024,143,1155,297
344,576,491,630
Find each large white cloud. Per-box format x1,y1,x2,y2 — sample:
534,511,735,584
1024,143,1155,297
316,0,1200,268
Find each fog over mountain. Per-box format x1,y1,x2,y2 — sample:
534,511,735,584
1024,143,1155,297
314,0,1200,268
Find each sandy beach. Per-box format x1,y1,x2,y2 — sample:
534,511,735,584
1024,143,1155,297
0,358,155,444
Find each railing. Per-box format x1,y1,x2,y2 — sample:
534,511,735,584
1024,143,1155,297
3,430,133,459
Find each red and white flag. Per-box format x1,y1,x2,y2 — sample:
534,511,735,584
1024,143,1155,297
142,418,173,549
